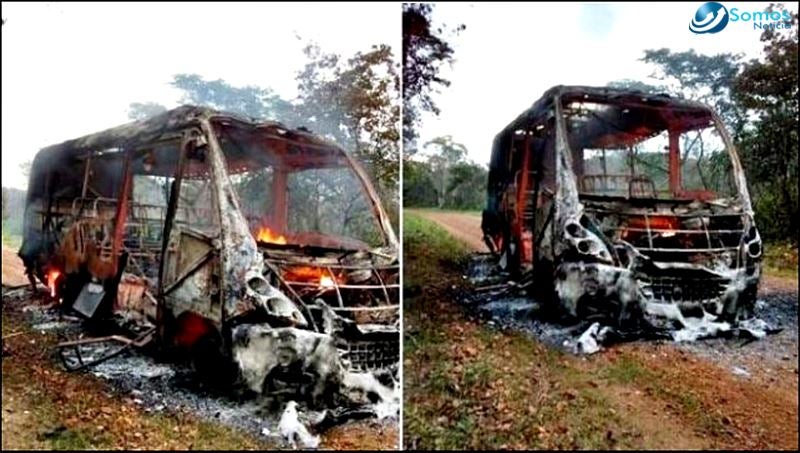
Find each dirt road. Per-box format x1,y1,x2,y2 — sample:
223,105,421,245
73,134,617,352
2,246,27,287
411,210,489,253
405,210,799,450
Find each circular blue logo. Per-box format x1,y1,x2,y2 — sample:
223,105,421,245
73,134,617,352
689,2,729,34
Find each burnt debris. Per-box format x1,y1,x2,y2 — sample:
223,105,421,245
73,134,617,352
17,105,399,420
478,86,769,351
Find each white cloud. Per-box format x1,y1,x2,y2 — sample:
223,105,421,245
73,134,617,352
1,2,399,189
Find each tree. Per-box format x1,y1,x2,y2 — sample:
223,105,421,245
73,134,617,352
402,3,463,153
296,44,401,190
639,48,746,132
402,159,438,208
447,161,487,210
127,102,167,121
294,43,401,230
606,79,667,94
126,43,401,230
171,74,299,124
423,135,467,208
403,137,487,210
733,5,798,241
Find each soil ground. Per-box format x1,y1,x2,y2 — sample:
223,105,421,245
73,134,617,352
1,246,397,450
404,209,798,450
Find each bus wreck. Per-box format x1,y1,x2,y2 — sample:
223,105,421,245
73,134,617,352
19,105,399,406
481,86,762,336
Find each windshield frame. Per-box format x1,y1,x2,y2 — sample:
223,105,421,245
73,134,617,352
555,94,749,205
211,118,397,251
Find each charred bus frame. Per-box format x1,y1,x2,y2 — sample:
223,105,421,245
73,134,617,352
19,106,399,399
482,86,762,326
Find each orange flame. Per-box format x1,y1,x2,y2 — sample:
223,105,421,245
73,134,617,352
46,269,61,298
282,266,341,288
255,226,287,244
319,275,335,288
623,216,679,239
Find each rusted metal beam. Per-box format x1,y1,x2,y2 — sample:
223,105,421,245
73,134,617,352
668,130,682,197
111,151,132,276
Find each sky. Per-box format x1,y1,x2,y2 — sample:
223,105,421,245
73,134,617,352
1,2,400,189
3,2,797,189
416,1,798,165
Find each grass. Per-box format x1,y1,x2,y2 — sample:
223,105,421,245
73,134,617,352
401,211,788,450
402,213,649,449
402,212,470,313
2,230,22,249
1,309,274,450
603,356,651,384
763,241,798,280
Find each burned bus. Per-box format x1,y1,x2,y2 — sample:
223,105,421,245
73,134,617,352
482,86,761,327
19,105,399,402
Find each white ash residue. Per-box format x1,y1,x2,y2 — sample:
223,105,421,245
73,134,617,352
460,255,795,358
5,288,398,445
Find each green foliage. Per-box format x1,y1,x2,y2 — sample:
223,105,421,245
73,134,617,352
608,20,798,243
640,48,746,131
402,3,463,154
127,102,167,121
297,44,401,190
447,162,487,210
172,74,297,122
734,5,798,241
2,186,26,240
287,168,383,247
403,160,438,207
403,136,486,210
126,42,400,228
763,241,799,279
402,213,470,286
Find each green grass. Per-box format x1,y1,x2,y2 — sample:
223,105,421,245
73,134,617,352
763,241,798,280
603,356,651,384
2,230,22,249
46,427,108,450
402,212,647,449
402,213,470,291
403,213,470,259
461,357,494,388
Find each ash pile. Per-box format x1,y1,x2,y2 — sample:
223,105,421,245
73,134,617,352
460,254,784,355
3,286,398,449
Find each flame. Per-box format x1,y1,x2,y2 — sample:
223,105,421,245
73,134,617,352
319,275,335,288
255,226,287,244
623,216,679,238
46,269,61,298
282,266,341,288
